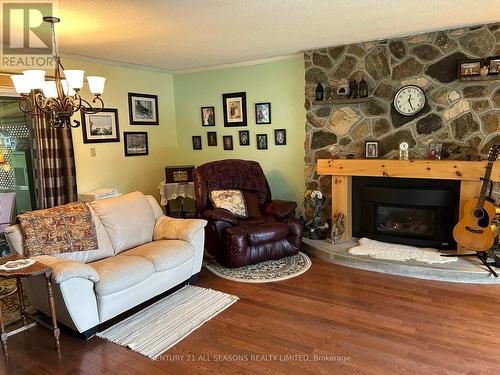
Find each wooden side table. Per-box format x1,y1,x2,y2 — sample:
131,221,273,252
0,254,60,356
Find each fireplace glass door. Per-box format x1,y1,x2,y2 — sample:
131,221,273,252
375,204,437,239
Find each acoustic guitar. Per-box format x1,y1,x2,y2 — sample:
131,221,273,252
453,145,500,251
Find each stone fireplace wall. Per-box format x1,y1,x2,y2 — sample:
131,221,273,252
304,23,500,218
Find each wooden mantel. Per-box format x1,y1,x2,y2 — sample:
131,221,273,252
317,159,500,246
317,159,500,181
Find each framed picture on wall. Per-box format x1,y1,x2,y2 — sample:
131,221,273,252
207,131,217,146
201,106,215,126
457,59,482,78
255,102,271,124
239,130,250,146
192,136,202,150
124,132,148,156
487,55,500,75
81,108,120,144
274,129,286,145
256,134,268,150
128,92,159,125
223,135,234,150
222,92,247,127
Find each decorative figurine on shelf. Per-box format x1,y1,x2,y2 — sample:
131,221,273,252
358,75,369,98
324,82,334,101
315,82,324,101
349,79,359,99
329,212,345,244
399,141,409,160
480,65,489,77
336,79,350,97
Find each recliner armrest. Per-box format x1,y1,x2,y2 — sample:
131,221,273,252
262,200,297,219
203,208,239,225
153,215,208,242
34,255,100,284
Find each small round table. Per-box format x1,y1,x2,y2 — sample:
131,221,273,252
0,254,60,356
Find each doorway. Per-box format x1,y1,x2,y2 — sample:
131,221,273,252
0,96,37,254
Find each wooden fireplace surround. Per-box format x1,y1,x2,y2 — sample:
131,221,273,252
317,159,500,248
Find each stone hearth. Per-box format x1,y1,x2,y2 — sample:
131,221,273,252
302,238,500,284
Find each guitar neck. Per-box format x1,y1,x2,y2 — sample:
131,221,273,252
476,161,494,209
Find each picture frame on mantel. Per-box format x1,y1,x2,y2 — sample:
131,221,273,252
128,92,159,125
365,141,378,159
222,92,247,127
81,108,120,144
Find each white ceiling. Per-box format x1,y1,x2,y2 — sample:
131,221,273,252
52,0,500,72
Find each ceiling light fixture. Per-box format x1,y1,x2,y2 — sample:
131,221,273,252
10,16,106,128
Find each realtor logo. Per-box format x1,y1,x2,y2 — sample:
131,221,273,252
1,2,54,68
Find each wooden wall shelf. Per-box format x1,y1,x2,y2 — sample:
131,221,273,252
316,159,500,247
313,96,372,105
459,75,499,82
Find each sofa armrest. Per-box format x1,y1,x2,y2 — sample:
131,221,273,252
33,255,100,284
202,208,239,225
262,200,297,219
153,215,207,243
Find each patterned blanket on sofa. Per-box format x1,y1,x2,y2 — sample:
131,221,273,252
18,202,98,257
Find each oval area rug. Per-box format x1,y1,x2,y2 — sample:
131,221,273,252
205,252,312,283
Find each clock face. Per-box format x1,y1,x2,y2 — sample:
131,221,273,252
400,142,409,151
393,85,426,116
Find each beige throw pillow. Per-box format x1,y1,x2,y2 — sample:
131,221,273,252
210,190,248,218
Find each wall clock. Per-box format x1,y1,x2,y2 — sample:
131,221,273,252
393,85,426,116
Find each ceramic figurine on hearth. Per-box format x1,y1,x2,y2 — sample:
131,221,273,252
329,212,345,244
348,79,358,99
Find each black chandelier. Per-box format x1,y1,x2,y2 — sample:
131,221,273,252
10,17,106,128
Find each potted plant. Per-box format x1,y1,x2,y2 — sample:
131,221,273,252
304,189,329,240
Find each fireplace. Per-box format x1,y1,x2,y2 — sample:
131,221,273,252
352,177,460,248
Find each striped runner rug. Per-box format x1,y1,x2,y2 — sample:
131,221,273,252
96,285,239,359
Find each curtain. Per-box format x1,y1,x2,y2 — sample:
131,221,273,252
31,112,77,209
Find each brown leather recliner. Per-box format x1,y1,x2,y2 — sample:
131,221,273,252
193,159,302,268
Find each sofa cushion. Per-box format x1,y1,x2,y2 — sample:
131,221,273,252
54,205,114,263
90,192,155,254
91,255,154,296
120,240,194,272
245,222,289,246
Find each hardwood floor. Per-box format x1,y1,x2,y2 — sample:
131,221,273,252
1,257,500,374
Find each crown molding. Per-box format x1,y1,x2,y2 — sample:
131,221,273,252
59,52,173,74
172,52,304,75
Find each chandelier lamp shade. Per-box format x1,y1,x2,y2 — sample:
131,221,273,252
10,17,106,128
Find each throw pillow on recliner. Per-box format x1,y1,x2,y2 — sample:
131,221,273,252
210,190,248,218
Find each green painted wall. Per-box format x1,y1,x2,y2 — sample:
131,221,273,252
174,57,306,208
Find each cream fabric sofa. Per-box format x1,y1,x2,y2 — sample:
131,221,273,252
4,192,207,337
